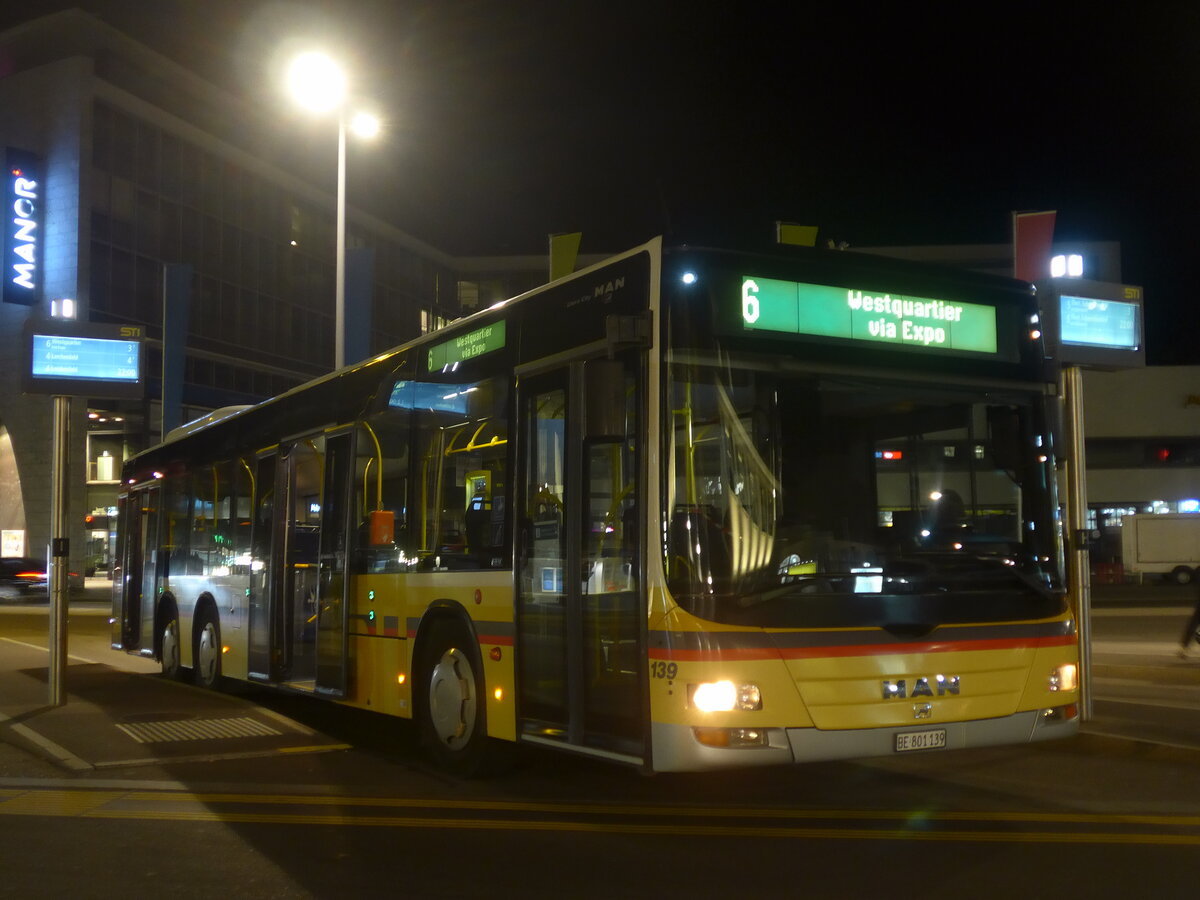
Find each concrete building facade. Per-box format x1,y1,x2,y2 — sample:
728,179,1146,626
0,10,487,575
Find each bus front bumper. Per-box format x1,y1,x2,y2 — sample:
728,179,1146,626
650,707,1079,773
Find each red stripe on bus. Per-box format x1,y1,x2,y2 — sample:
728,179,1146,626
647,647,779,661
398,628,513,646
648,634,1075,662
477,635,514,647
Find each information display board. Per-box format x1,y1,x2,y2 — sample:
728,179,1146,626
1037,278,1145,368
1059,294,1140,350
22,321,146,398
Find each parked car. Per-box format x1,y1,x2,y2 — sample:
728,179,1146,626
0,556,49,599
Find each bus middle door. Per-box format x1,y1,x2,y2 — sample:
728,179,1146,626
249,433,352,694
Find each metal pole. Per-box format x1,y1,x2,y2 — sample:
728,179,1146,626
335,113,346,371
1062,365,1092,720
48,394,71,707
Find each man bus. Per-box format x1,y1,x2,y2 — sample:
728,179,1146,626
112,236,1078,773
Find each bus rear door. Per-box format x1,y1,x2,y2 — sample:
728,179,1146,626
112,485,160,654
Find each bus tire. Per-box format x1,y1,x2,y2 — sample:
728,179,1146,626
193,606,223,689
418,619,488,775
1170,566,1194,586
159,602,183,681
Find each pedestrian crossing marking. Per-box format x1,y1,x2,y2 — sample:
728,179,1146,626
115,716,282,744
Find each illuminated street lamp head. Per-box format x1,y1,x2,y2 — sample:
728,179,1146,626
287,51,347,113
349,111,381,139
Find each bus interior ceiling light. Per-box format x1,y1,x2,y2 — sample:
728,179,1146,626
681,271,698,285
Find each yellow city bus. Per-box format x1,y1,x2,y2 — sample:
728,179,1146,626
112,236,1079,773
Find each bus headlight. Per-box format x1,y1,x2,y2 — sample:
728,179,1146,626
689,681,762,712
1048,663,1078,693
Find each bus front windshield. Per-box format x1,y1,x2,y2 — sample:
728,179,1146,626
664,361,1066,629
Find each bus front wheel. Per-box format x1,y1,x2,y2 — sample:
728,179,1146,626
418,620,487,775
194,607,223,689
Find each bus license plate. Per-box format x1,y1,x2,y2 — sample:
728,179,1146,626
895,729,947,752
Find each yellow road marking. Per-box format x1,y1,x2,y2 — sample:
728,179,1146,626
0,787,1198,846
84,790,1200,828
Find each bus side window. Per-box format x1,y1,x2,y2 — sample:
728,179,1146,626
412,376,509,572
163,471,192,580
189,462,234,577
353,412,413,574
232,458,254,574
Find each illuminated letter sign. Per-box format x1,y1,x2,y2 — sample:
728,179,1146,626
5,148,42,306
741,276,998,355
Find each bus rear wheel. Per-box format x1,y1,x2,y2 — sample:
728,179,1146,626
418,620,487,775
1170,566,1194,586
160,608,183,680
194,608,223,689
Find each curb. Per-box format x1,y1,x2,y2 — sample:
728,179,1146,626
1092,662,1200,685
1071,729,1200,764
0,715,92,771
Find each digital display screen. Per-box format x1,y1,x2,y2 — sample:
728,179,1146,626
30,334,141,382
388,380,471,414
1059,295,1140,350
426,321,506,372
541,567,563,593
741,276,999,355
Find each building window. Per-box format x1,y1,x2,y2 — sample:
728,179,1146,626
86,430,126,483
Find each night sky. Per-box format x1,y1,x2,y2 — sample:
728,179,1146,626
4,1,1198,363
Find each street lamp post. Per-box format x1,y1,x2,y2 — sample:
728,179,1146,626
335,110,346,369
286,51,379,371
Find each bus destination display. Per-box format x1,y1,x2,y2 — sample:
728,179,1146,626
741,276,998,355
31,333,140,382
426,320,506,372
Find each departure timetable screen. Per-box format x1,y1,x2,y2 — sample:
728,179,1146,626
31,333,141,382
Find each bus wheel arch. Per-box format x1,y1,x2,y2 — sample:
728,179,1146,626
192,595,223,689
414,604,488,775
156,594,184,680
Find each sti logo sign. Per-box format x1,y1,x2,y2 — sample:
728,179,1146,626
5,148,42,306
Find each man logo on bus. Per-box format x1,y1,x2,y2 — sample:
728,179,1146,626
882,675,961,699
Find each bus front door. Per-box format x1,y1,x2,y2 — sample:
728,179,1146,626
517,357,645,762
